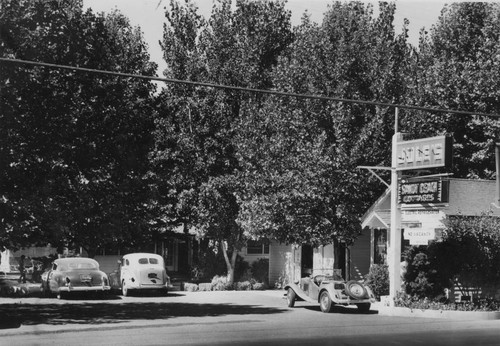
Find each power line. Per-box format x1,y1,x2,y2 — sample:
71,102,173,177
1,57,499,119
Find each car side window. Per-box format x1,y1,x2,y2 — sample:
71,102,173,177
149,258,158,264
138,258,148,264
125,259,129,266
52,263,57,270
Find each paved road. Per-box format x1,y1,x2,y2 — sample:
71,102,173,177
1,290,499,345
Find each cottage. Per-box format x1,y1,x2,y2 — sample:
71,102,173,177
354,178,500,278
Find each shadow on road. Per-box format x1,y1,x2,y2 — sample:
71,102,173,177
303,305,378,315
0,299,287,328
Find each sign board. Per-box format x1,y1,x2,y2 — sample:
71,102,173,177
399,179,449,204
404,228,436,245
396,136,453,171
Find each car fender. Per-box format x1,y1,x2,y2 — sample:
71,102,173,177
318,283,344,304
121,269,140,288
48,273,62,292
284,282,316,303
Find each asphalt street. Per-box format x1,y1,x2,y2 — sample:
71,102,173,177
0,290,499,346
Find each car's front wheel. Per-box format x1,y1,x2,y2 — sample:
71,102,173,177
286,288,296,307
319,291,333,313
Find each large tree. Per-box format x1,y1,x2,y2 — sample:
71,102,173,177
236,2,413,250
152,0,293,282
0,0,157,255
403,2,500,179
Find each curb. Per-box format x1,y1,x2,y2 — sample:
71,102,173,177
375,305,500,320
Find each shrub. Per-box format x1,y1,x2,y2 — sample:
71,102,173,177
403,246,446,299
364,264,389,299
235,281,252,291
234,256,250,282
198,283,212,291
394,291,500,311
251,258,269,285
183,283,199,292
190,246,227,282
211,275,233,291
252,282,266,291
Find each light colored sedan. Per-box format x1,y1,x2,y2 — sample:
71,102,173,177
109,253,172,296
40,257,110,299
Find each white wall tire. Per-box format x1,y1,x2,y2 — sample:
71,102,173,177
122,281,129,296
319,291,333,313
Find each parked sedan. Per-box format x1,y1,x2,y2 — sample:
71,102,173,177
109,253,172,296
285,273,376,313
40,257,111,299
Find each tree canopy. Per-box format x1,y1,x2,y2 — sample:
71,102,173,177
0,0,157,255
1,0,500,283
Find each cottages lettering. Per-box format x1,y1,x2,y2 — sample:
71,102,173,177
399,180,448,204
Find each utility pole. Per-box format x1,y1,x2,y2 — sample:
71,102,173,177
388,108,402,304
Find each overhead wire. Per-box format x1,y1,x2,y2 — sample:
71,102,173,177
1,57,499,119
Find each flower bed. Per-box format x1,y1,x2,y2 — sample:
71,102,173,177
394,293,500,312
377,294,500,320
182,276,267,292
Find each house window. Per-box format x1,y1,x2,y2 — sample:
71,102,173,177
246,240,269,255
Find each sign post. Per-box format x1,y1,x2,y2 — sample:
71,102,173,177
388,130,452,304
388,131,402,304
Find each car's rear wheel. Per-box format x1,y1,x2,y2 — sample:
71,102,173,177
357,303,371,312
122,281,129,296
286,288,296,307
319,291,333,313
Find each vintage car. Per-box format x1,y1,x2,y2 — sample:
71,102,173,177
284,273,376,313
40,257,111,299
108,253,172,296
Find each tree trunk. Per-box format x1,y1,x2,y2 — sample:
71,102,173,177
221,241,238,285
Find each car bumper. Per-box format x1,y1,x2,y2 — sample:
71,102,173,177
335,297,376,305
59,285,111,292
129,284,173,290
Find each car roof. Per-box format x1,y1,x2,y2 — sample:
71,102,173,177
122,253,163,259
54,257,98,264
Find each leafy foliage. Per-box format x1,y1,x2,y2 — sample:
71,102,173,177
403,213,500,300
365,264,389,298
153,0,293,282
0,0,157,254
442,214,500,296
236,2,412,246
402,2,500,179
402,246,444,299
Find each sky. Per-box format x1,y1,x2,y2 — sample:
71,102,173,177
82,0,449,77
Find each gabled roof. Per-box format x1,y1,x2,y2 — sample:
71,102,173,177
361,188,391,229
361,179,500,230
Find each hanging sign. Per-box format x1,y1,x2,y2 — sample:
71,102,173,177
399,179,449,204
404,228,436,245
396,136,453,171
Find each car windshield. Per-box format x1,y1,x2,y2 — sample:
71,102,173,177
329,273,344,281
58,261,98,271
138,258,160,265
